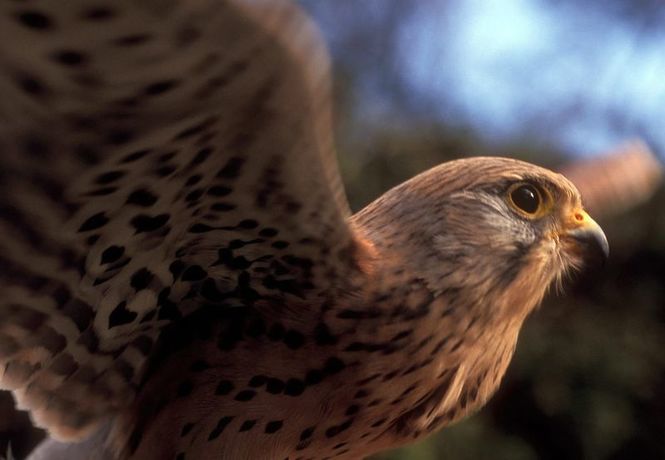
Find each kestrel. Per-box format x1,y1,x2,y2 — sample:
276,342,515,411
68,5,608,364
0,0,609,459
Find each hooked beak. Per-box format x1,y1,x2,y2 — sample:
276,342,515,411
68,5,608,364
563,210,609,267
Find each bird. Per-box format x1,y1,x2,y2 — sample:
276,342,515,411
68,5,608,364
0,0,610,459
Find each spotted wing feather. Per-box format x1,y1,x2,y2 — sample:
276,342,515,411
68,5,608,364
0,0,355,439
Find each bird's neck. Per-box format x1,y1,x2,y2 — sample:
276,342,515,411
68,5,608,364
323,218,544,447
302,253,525,451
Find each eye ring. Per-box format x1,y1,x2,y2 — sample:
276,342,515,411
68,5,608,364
508,183,543,215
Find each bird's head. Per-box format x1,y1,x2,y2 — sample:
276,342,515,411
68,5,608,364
354,156,608,319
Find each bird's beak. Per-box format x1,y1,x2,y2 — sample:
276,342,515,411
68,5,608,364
562,210,609,267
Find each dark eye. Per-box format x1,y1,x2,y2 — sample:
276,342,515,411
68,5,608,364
510,184,541,214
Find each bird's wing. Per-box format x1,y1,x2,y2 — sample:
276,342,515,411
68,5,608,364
0,0,356,439
560,140,663,218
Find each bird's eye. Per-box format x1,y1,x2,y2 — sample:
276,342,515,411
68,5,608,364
509,183,542,215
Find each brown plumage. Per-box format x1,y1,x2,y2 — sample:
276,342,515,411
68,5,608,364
0,0,608,459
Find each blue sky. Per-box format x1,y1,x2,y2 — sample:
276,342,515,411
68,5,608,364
306,0,665,159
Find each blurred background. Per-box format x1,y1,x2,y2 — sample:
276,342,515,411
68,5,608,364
2,0,665,459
